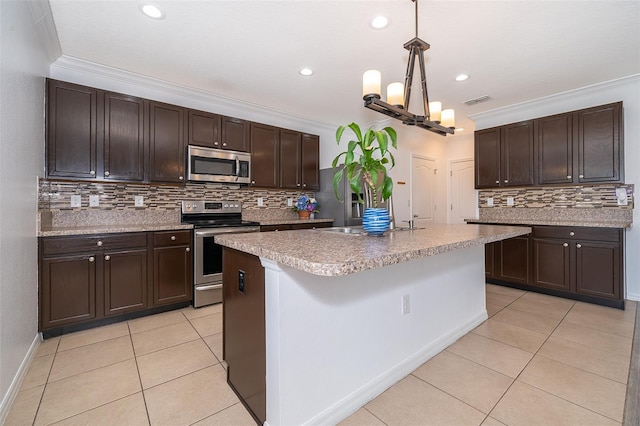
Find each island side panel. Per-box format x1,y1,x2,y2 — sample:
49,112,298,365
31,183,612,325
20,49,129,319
223,247,266,425
262,245,487,426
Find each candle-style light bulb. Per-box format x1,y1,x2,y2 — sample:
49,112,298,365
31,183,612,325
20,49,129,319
428,101,442,123
441,109,455,129
362,70,381,99
387,82,404,107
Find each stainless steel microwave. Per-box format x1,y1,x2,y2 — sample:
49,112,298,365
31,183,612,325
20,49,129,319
186,145,251,184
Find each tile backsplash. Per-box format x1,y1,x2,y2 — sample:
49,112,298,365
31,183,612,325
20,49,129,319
39,179,311,212
478,184,634,209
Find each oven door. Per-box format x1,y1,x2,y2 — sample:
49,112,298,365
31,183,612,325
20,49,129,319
193,226,260,307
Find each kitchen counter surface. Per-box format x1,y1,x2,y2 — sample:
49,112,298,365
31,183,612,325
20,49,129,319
39,222,193,237
257,218,334,226
215,223,530,277
466,217,632,228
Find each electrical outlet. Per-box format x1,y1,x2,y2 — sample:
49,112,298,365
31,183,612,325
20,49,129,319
506,196,515,206
486,197,494,207
257,197,264,207
89,195,99,207
287,198,293,207
616,187,628,206
135,195,144,207
70,195,81,208
402,294,410,315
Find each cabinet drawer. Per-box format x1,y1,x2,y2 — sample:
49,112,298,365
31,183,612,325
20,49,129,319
532,226,620,242
42,233,147,256
153,230,191,246
260,225,292,232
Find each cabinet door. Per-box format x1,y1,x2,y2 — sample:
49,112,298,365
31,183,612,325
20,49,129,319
537,113,574,185
301,133,320,190
485,241,498,279
502,121,534,187
153,245,192,306
474,127,501,188
221,116,250,152
250,123,280,188
496,236,530,284
532,238,571,291
46,79,99,179
103,248,148,316
40,254,97,330
149,101,185,183
188,109,220,148
575,241,621,300
576,102,623,183
103,92,145,182
279,129,301,189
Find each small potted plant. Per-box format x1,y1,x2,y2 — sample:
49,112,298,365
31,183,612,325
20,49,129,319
331,122,397,235
292,195,318,219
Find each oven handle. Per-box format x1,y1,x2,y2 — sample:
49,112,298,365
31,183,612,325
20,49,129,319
195,227,260,237
195,284,222,291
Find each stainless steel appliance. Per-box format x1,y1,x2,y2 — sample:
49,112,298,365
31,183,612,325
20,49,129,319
181,200,260,307
186,145,251,184
314,167,365,227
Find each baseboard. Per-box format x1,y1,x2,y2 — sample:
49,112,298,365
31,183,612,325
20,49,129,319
304,310,488,426
0,334,42,424
626,292,640,302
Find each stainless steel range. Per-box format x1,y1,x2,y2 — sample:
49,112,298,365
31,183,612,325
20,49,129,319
181,200,260,307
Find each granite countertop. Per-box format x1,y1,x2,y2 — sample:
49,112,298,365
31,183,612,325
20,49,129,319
466,217,632,228
257,218,334,226
215,224,530,277
39,223,193,237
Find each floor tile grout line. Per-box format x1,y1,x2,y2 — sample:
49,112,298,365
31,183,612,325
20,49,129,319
128,322,153,426
361,405,389,426
139,362,223,393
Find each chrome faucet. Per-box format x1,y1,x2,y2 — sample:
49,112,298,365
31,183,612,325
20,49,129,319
387,195,395,229
402,219,414,229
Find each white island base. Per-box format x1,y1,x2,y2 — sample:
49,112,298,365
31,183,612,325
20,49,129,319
261,245,486,426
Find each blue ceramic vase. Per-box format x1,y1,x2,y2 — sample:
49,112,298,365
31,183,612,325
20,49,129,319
362,207,390,236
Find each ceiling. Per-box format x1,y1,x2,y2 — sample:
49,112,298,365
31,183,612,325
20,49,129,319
48,0,640,134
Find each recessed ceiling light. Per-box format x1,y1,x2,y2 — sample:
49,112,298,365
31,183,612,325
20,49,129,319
299,68,314,76
455,74,469,82
140,3,165,19
371,16,389,29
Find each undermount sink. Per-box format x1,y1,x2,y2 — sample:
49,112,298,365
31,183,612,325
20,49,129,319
316,226,366,235
391,226,425,231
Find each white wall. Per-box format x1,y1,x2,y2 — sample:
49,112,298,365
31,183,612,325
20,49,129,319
0,0,50,418
467,75,640,301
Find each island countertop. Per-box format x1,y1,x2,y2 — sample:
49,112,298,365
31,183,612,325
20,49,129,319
215,223,530,276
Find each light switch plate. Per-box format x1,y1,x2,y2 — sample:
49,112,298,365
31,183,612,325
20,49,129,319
135,195,144,207
486,197,494,207
70,195,81,208
616,187,628,206
257,197,264,207
287,198,293,207
506,196,515,206
89,195,99,207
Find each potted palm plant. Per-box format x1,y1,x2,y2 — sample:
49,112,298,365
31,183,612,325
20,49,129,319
331,122,397,235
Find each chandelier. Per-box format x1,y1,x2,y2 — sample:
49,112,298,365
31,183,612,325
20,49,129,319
362,0,455,136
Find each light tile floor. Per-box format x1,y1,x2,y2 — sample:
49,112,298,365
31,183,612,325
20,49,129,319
6,285,637,425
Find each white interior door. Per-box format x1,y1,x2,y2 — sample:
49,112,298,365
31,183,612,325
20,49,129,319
411,155,437,227
449,159,476,223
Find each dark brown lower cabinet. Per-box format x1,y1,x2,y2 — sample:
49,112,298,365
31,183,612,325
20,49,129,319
39,230,193,335
485,224,624,309
223,247,266,425
260,221,332,232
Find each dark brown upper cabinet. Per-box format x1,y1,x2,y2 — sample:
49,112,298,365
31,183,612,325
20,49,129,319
475,121,534,188
46,79,99,179
250,123,280,188
477,102,623,189
103,92,145,182
279,129,301,189
188,110,250,152
148,101,185,183
301,133,320,190
575,102,623,184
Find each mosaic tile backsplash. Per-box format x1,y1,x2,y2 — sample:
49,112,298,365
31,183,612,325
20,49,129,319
39,179,311,212
478,184,634,209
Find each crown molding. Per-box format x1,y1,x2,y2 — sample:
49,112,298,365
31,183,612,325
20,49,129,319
49,55,336,136
27,0,62,63
469,74,640,129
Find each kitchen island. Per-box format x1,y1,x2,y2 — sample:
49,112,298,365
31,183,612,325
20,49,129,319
216,224,530,425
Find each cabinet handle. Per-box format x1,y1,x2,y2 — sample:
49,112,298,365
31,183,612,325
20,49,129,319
504,179,509,183
90,170,96,176
89,256,95,262
222,142,227,147
186,247,190,252
302,183,306,188
297,183,301,187
97,241,103,247
104,171,110,177
251,180,256,185
576,244,582,249
579,174,584,178
179,176,184,180
567,175,572,179
104,255,111,261
214,142,219,146
563,243,568,247
171,235,176,241
569,231,575,236
495,180,500,184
